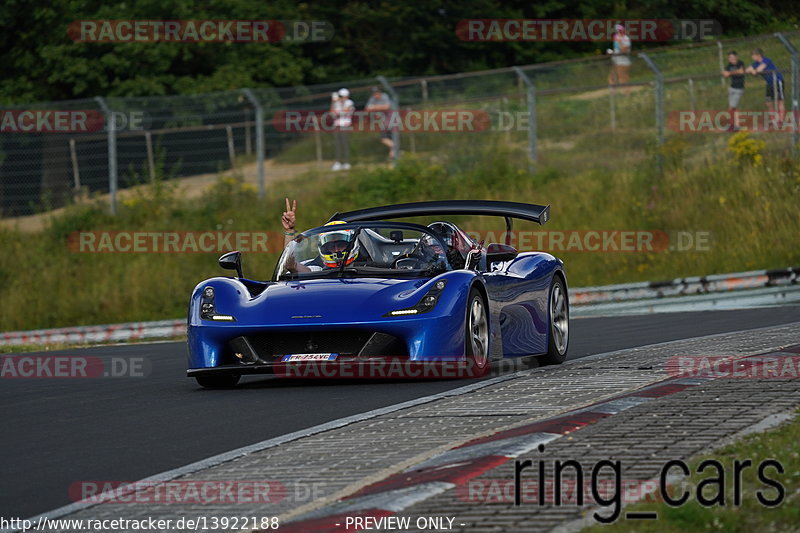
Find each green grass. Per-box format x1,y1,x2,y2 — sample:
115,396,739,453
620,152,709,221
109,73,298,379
0,132,798,332
583,412,800,532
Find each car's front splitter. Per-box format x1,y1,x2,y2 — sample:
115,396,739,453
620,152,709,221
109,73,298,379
187,356,484,380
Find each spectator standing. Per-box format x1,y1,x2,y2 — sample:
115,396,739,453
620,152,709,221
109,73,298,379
331,88,354,170
746,48,785,129
722,51,745,131
365,86,396,162
607,24,631,90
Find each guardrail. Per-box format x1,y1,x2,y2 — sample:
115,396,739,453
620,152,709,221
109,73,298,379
1,267,797,348
0,319,185,348
571,267,800,305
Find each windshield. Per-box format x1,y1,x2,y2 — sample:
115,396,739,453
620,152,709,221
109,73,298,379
274,224,451,280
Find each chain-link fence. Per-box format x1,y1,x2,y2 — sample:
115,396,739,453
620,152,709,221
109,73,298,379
1,31,798,219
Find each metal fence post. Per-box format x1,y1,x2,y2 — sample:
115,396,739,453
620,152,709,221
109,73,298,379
502,97,512,141
512,67,537,172
242,89,265,198
639,53,665,175
406,107,417,153
608,88,617,132
377,76,400,162
226,125,236,168
144,132,156,182
94,96,117,214
69,139,80,191
244,108,253,155
311,114,324,167
775,32,799,157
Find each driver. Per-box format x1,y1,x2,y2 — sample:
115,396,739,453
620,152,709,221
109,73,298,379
286,221,363,273
281,199,368,273
318,221,362,267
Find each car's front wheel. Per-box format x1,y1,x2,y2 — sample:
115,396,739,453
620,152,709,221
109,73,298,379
540,275,569,365
195,374,240,389
465,287,490,377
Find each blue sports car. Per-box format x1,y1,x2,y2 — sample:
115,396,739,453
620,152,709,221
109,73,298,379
187,200,569,387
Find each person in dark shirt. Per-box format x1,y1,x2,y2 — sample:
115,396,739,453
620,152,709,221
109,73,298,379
721,51,745,131
746,48,785,128
365,86,396,162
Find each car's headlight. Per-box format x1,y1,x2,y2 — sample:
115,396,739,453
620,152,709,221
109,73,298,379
386,280,447,316
200,286,215,319
200,286,235,321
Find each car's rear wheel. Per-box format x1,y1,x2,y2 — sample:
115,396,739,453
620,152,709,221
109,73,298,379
195,374,240,389
465,288,490,377
540,275,569,365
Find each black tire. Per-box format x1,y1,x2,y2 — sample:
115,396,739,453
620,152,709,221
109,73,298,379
465,287,491,377
540,275,569,365
195,374,240,389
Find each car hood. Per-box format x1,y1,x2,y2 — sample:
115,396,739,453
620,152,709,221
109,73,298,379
221,277,432,326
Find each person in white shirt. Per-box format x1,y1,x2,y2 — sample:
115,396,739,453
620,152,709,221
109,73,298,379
331,88,354,171
607,24,631,90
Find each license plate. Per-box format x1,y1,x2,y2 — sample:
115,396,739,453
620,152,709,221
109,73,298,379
281,353,339,362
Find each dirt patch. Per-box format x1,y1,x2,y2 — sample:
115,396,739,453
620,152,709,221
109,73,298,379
0,158,328,233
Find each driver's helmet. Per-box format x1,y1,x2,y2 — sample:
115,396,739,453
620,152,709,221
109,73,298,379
318,221,360,267
427,222,466,268
429,223,454,248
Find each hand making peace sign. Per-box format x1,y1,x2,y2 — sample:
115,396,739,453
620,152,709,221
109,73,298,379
282,197,297,232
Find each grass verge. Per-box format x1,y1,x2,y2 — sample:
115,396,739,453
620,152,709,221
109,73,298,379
0,132,798,332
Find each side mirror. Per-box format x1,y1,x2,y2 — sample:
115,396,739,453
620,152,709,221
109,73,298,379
486,243,518,264
219,251,244,278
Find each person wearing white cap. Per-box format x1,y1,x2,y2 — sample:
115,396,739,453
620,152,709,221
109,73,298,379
331,88,354,171
607,24,631,90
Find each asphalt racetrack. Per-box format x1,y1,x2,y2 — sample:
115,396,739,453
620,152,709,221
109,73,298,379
3,305,800,519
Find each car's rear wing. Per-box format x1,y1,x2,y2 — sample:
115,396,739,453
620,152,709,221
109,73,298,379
329,200,551,227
